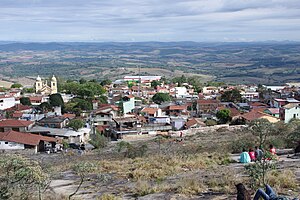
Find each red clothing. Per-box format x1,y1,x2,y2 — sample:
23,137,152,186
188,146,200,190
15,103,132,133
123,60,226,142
270,148,276,155
248,151,256,161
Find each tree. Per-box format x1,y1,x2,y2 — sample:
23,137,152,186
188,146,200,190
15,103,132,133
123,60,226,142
20,97,31,106
11,83,23,88
151,80,161,89
0,154,49,200
22,88,35,93
39,102,52,113
98,96,108,104
100,79,112,86
72,98,93,111
216,109,231,124
249,118,275,148
220,89,242,103
89,131,109,149
152,93,171,104
68,119,84,131
79,78,87,84
49,93,64,107
69,162,96,200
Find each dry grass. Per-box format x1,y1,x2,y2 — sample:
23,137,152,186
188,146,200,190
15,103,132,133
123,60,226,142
266,170,298,193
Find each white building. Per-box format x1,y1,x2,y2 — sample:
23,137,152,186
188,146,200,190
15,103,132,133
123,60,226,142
280,103,300,123
175,87,188,98
0,96,16,110
240,91,259,101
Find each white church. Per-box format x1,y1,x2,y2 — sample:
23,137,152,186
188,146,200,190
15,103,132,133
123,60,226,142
35,75,57,95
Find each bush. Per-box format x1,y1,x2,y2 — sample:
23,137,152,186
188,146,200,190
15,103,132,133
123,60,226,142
205,119,217,126
90,132,109,149
230,137,256,153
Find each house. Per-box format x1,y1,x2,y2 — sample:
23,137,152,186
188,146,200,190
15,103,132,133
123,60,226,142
0,95,16,110
0,130,57,153
264,108,280,118
202,87,218,94
166,105,188,117
29,96,46,106
92,112,113,126
171,117,186,130
280,103,300,123
185,118,206,129
38,116,69,128
271,98,300,108
175,87,188,98
0,119,34,132
30,125,90,144
141,107,162,117
235,109,280,123
197,99,220,115
111,117,140,138
120,95,135,115
240,91,259,102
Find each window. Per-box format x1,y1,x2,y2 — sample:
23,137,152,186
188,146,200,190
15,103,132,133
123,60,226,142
294,114,296,118
5,142,8,144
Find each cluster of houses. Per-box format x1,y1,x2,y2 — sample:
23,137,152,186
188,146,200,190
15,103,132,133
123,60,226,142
93,76,300,139
1,74,300,153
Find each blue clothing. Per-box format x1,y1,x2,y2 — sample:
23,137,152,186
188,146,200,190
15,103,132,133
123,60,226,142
254,185,299,200
240,152,251,163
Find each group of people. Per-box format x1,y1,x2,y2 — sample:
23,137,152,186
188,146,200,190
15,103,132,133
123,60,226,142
240,145,276,163
236,183,299,200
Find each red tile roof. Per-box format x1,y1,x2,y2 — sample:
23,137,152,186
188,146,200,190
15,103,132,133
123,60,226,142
185,118,205,128
62,113,76,119
0,119,34,127
29,96,43,101
12,111,23,118
168,105,187,110
141,107,158,115
0,130,56,146
197,99,220,104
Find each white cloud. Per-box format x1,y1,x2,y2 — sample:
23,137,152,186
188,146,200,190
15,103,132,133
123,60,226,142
0,0,299,41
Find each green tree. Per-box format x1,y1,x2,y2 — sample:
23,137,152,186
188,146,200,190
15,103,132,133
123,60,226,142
0,154,49,200
72,98,93,111
20,97,31,106
11,83,23,88
216,109,231,124
79,78,87,84
39,102,52,113
68,119,84,131
249,118,274,149
98,96,108,104
89,131,109,149
152,93,171,104
100,79,112,86
69,162,96,200
49,93,64,107
151,80,161,89
220,89,242,103
22,88,35,93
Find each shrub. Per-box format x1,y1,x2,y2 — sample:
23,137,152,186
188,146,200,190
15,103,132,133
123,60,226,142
266,170,298,193
205,119,217,126
90,132,109,149
176,178,206,195
230,137,256,153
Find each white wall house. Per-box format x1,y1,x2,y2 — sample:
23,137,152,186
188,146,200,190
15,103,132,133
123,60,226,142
280,103,300,123
0,141,24,150
0,96,16,110
175,87,188,98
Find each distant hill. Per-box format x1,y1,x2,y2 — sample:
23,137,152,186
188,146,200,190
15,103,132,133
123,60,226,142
0,41,299,84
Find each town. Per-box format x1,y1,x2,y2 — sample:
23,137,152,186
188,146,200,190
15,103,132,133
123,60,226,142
1,75,300,152
0,74,300,199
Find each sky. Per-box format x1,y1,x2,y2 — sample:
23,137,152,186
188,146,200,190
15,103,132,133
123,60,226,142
0,0,300,42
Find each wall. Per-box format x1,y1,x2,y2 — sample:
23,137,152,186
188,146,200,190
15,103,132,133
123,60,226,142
0,97,16,110
0,140,24,150
284,106,300,123
123,97,135,114
170,125,246,137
